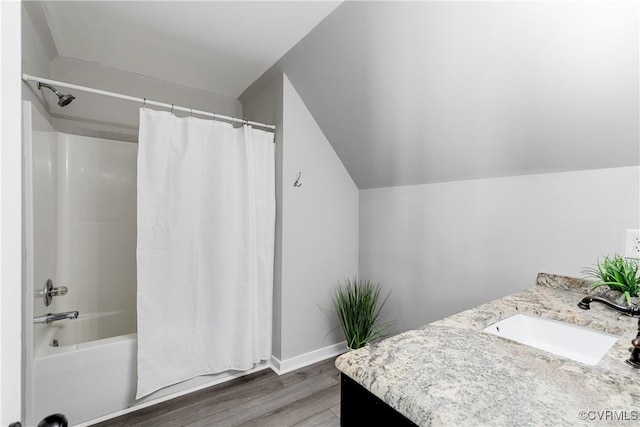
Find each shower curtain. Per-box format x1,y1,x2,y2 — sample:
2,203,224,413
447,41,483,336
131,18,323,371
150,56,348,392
136,109,275,399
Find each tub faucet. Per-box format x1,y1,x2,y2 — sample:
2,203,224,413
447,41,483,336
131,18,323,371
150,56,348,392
33,311,79,324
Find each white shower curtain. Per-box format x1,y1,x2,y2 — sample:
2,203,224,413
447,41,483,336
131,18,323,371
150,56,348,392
136,109,275,399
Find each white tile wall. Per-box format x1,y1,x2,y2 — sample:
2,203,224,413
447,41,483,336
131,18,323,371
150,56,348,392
31,131,138,340
30,107,60,348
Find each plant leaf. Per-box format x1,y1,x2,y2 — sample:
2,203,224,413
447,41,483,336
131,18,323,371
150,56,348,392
332,277,395,349
583,255,640,305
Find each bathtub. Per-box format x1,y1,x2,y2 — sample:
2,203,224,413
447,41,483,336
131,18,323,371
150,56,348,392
30,311,272,426
32,312,137,426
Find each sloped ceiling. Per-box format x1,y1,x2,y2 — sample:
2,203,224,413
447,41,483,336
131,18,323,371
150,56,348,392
40,1,341,98
273,1,639,189
33,1,639,190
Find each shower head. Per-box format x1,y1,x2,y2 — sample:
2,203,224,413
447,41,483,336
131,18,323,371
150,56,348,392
37,82,75,107
57,93,76,107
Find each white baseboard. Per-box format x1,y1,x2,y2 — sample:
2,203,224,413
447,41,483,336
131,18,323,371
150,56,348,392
270,341,347,375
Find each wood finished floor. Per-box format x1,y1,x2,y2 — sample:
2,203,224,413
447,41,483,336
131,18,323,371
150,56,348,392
91,357,341,427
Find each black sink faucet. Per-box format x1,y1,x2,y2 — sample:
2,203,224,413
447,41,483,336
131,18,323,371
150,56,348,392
577,296,640,316
577,296,640,368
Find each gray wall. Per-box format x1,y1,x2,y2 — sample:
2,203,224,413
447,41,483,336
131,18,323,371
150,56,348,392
241,71,359,363
280,74,358,360
360,166,640,332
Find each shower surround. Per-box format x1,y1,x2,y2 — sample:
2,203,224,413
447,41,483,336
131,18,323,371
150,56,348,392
25,103,137,424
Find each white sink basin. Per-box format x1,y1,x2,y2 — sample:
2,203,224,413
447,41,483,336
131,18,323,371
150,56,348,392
483,314,619,365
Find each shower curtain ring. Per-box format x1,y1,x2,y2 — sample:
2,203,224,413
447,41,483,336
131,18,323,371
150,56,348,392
142,98,146,109
190,108,193,119
170,104,174,115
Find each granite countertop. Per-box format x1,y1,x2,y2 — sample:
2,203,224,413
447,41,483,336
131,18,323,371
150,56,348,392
335,273,640,426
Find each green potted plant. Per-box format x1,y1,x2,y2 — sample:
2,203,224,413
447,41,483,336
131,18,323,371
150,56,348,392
332,277,394,350
583,254,640,307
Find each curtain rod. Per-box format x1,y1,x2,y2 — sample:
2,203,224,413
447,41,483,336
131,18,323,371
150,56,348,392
22,73,276,131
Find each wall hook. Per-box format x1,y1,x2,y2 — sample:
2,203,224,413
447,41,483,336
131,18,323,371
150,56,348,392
294,172,302,188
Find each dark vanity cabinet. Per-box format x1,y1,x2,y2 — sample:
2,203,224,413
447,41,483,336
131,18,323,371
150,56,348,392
340,374,418,426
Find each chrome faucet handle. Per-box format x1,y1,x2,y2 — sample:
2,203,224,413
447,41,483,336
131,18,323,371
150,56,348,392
50,286,68,297
42,279,68,307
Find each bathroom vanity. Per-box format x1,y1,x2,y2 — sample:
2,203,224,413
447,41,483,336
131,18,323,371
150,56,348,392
336,274,640,426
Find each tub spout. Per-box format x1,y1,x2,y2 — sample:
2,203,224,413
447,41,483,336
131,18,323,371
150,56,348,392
33,311,79,324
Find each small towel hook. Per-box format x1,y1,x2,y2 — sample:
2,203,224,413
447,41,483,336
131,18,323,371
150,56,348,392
293,172,302,188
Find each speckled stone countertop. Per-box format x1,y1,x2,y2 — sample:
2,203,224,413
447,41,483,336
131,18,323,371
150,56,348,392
335,273,640,426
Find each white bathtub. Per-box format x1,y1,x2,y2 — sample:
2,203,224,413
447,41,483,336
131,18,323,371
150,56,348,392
30,311,272,426
32,313,137,426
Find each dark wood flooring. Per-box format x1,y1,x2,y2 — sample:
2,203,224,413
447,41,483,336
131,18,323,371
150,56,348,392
91,357,341,427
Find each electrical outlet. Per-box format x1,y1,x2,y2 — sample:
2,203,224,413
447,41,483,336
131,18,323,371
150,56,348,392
624,229,640,259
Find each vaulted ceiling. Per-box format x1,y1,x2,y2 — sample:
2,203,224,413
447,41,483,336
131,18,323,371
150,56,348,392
39,1,341,98
31,1,639,189
273,1,639,188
